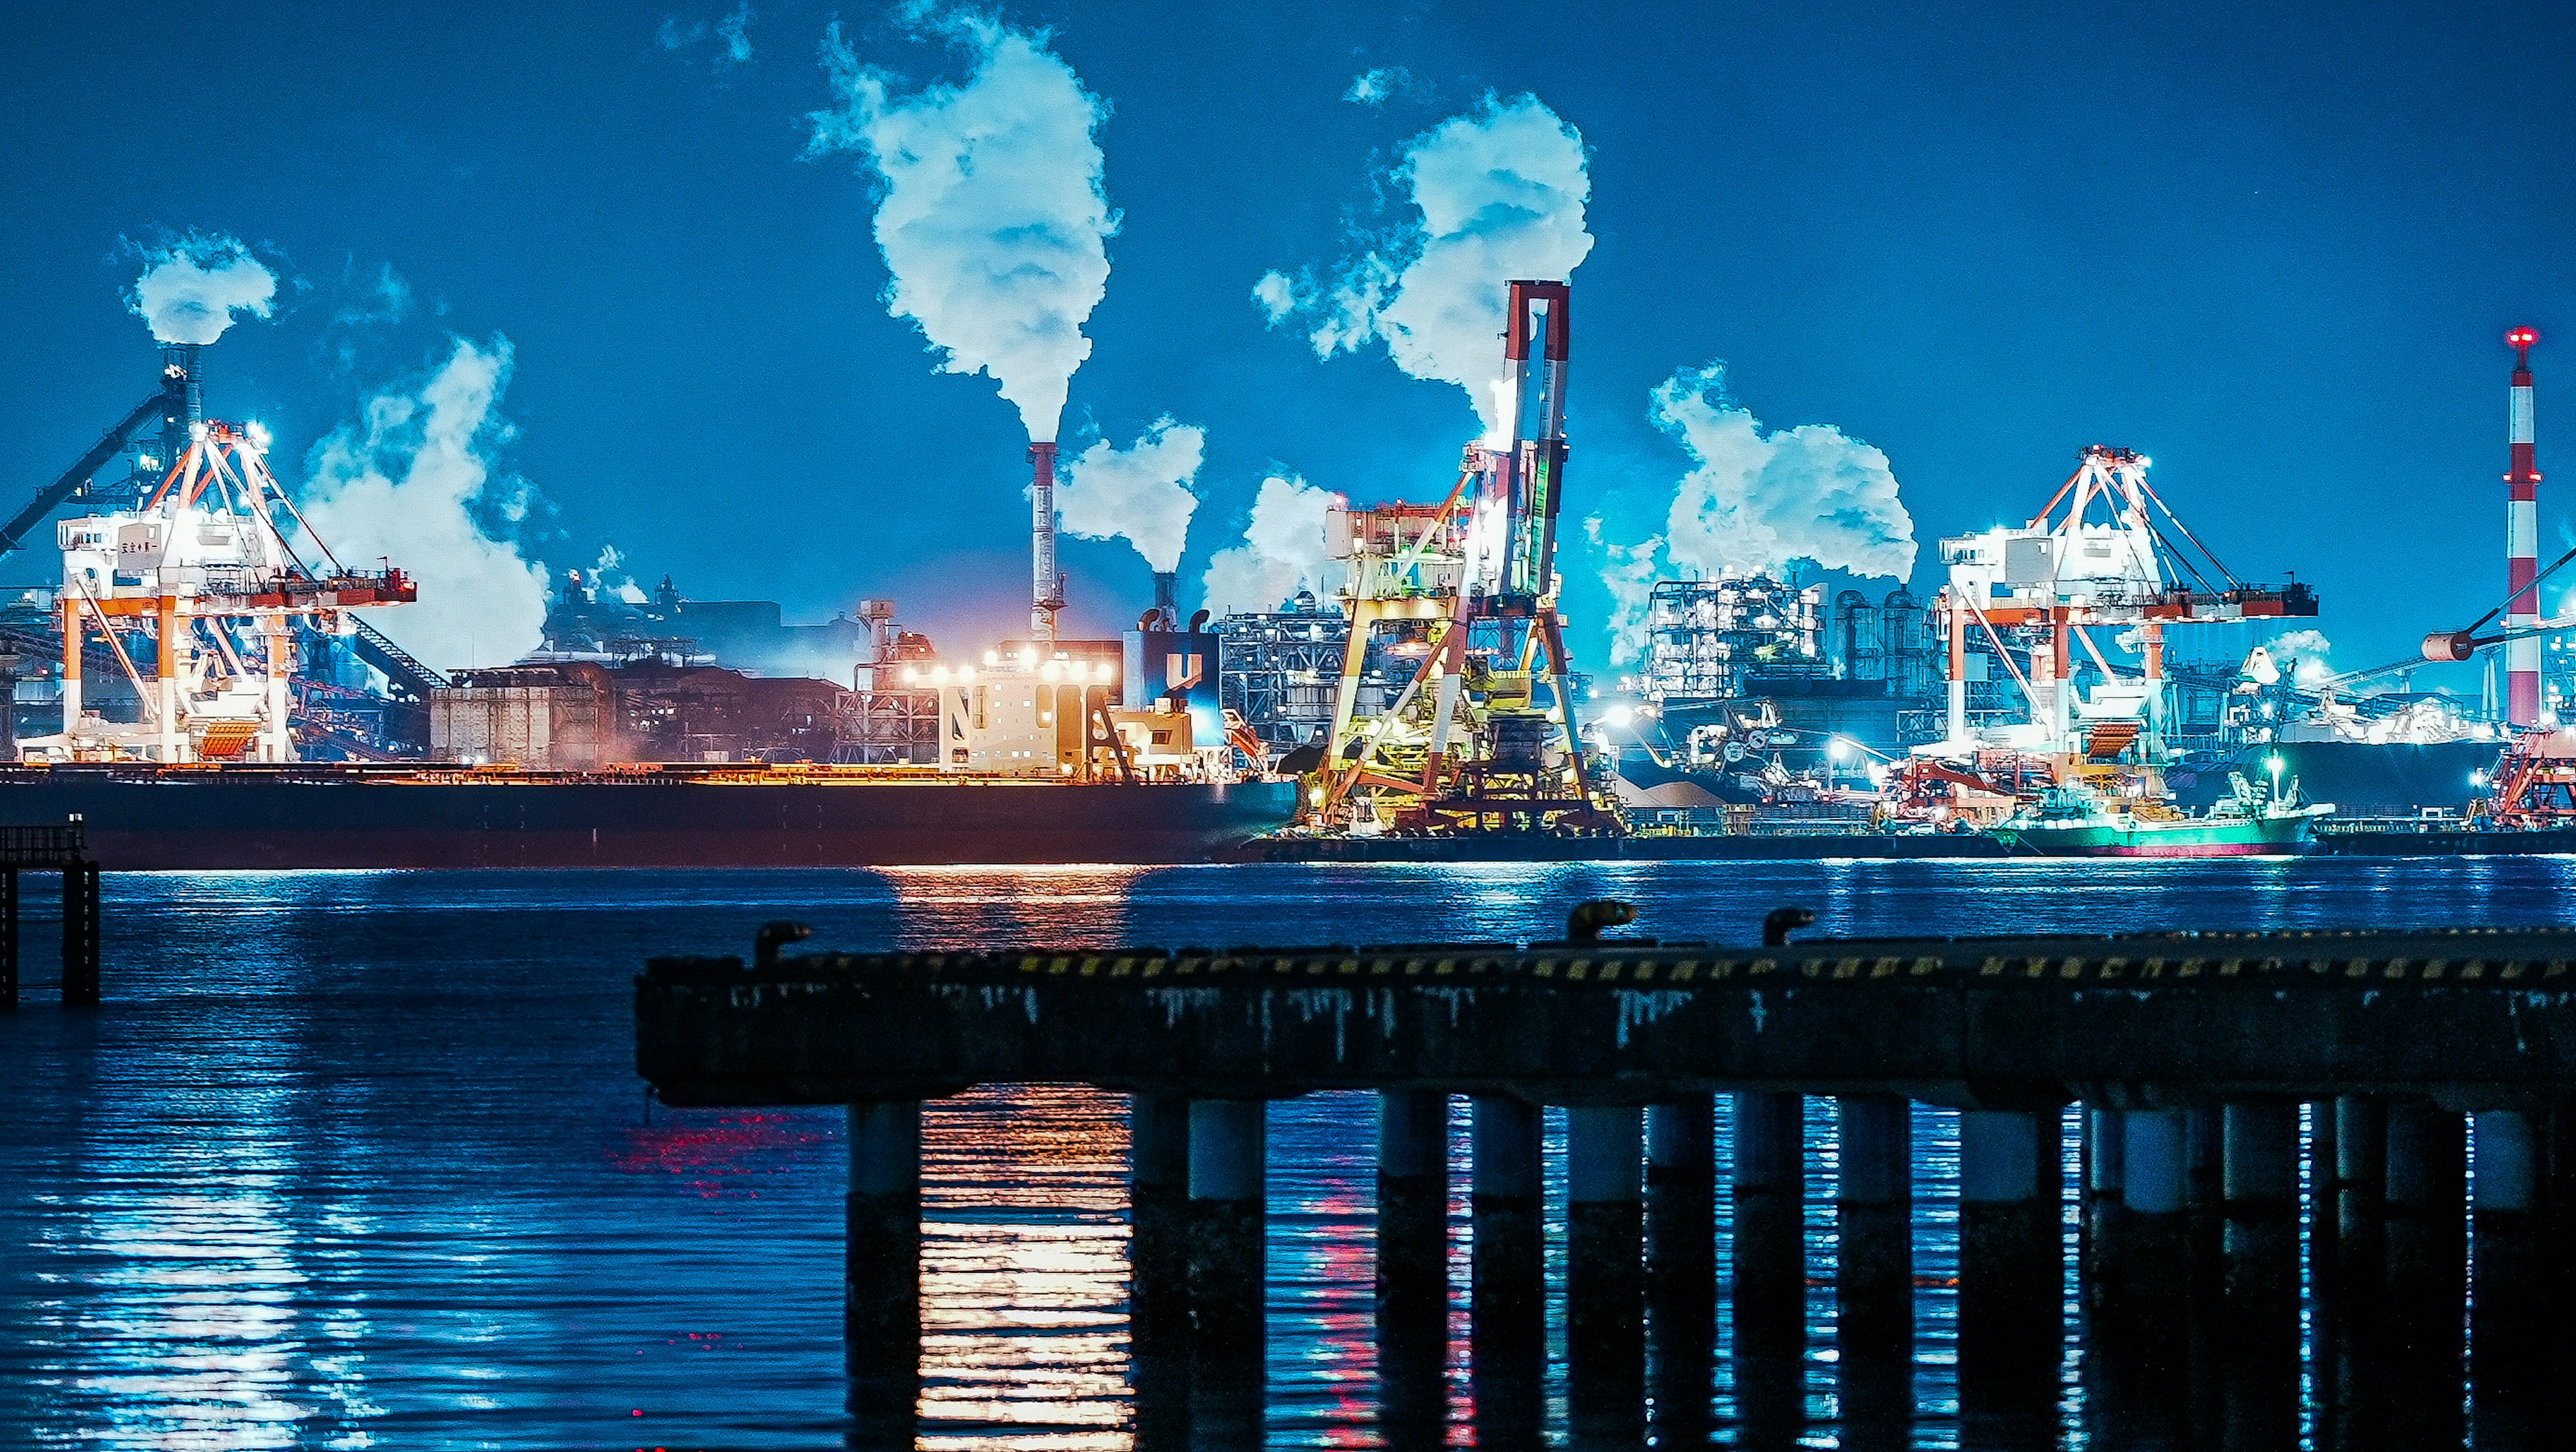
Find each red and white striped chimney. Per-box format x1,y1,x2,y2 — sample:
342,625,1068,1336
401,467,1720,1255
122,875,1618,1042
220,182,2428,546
2507,327,2541,727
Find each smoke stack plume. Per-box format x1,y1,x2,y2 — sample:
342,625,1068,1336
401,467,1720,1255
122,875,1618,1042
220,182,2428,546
1254,95,1593,437
129,232,278,346
806,9,1114,445
1030,441,1063,641
1056,415,1207,576
1199,473,1339,619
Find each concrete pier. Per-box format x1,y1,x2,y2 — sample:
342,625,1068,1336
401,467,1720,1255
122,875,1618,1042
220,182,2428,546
0,828,107,1011
1564,1104,1644,1433
633,921,2576,1441
1957,1108,2059,1419
1186,1096,1265,1425
1644,1098,1715,1445
1130,1095,1191,1330
845,1100,922,1431
1836,1094,1913,1438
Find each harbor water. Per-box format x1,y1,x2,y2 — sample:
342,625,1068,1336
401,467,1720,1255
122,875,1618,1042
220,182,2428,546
2,858,2568,1449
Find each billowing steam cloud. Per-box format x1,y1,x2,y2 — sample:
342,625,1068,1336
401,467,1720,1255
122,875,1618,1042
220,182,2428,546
1057,417,1205,571
807,9,1114,444
1256,95,1592,436
2251,628,2336,688
129,232,278,346
1200,474,1338,618
1590,363,1917,663
299,338,551,671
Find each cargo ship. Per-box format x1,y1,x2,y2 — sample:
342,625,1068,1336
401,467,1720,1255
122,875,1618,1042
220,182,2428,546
1995,775,2330,858
0,765,1300,870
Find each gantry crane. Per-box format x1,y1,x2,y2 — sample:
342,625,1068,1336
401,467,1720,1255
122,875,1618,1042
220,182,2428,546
40,417,414,762
1313,280,1611,835
1936,445,2317,760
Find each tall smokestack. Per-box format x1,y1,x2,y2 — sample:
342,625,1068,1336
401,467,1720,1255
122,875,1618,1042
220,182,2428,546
1152,570,1177,630
157,343,201,484
1030,441,1063,643
2508,327,2541,727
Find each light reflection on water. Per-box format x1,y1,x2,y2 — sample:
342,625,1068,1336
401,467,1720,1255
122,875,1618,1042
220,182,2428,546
0,857,2569,1447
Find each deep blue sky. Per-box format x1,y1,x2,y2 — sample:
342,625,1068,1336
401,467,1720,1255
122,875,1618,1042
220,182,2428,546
4,0,2570,679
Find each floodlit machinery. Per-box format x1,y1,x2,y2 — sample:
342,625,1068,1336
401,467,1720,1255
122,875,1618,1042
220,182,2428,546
1313,280,1612,835
37,419,415,763
1935,445,2316,762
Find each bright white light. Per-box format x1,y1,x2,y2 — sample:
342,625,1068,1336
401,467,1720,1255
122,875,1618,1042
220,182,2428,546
2471,770,2488,787
1602,705,1635,729
929,665,951,683
245,421,271,450
1828,739,1853,762
1040,662,1061,682
901,666,921,684
957,665,975,682
983,649,1000,666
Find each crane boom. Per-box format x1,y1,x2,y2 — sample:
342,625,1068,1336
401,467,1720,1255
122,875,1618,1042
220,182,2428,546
0,384,177,561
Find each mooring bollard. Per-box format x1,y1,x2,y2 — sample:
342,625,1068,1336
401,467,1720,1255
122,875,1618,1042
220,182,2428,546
845,1100,922,1433
1645,1096,1716,1446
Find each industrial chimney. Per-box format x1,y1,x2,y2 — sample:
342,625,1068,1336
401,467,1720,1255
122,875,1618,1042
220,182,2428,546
1029,442,1065,643
2508,327,2540,727
1151,570,1177,631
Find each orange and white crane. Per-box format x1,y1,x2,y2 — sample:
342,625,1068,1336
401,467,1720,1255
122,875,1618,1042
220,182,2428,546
38,419,414,763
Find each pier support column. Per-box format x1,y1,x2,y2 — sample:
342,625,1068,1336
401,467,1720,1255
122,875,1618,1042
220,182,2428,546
2472,1110,2540,1445
2080,1106,2126,1327
1837,1095,1913,1441
1566,1105,1645,1435
1471,1096,1543,1442
60,862,98,1008
1187,1098,1266,1430
845,1100,922,1435
2330,1094,2385,1439
2092,1106,2189,1449
1128,1094,1189,1447
2221,1102,2300,1445
1375,1090,1448,1438
1731,1090,1805,1443
2383,1102,2465,1447
1957,1108,2059,1423
1645,1097,1715,1446
2545,1106,2576,1431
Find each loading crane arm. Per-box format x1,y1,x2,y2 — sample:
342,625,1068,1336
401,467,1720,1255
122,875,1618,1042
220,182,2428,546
0,384,178,562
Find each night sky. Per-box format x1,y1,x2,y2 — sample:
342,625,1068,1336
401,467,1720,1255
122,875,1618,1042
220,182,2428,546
3,0,2570,678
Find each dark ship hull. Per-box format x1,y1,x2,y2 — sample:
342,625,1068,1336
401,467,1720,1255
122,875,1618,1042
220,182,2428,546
0,768,1301,870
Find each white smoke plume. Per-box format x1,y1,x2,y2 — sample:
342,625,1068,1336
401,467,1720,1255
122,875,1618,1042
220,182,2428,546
2256,628,2336,688
592,545,651,606
299,338,551,671
1344,66,1415,105
807,9,1114,444
1587,516,1663,664
1654,362,1917,582
1200,474,1338,618
129,232,278,346
1057,416,1205,571
1256,94,1591,436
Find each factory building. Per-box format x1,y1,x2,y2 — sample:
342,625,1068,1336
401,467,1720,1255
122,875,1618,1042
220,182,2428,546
1210,594,1409,756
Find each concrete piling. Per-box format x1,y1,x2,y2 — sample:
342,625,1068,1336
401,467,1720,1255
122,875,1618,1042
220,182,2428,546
1127,1094,1191,1447
1731,1090,1805,1442
2471,1110,2540,1445
2382,1102,2465,1446
1374,1090,1448,1439
2080,1105,2126,1327
1186,1096,1267,1430
1836,1094,1913,1439
1956,1108,2059,1421
2220,1102,2301,1445
845,1100,922,1433
1470,1096,1544,1442
0,868,15,1010
1645,1097,1716,1446
1565,1104,1645,1435
2330,1094,2386,1436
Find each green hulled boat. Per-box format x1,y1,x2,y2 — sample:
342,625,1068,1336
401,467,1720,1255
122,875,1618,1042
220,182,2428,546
1996,774,2332,858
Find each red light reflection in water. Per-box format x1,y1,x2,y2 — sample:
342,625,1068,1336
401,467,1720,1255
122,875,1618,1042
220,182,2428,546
607,1112,836,1199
